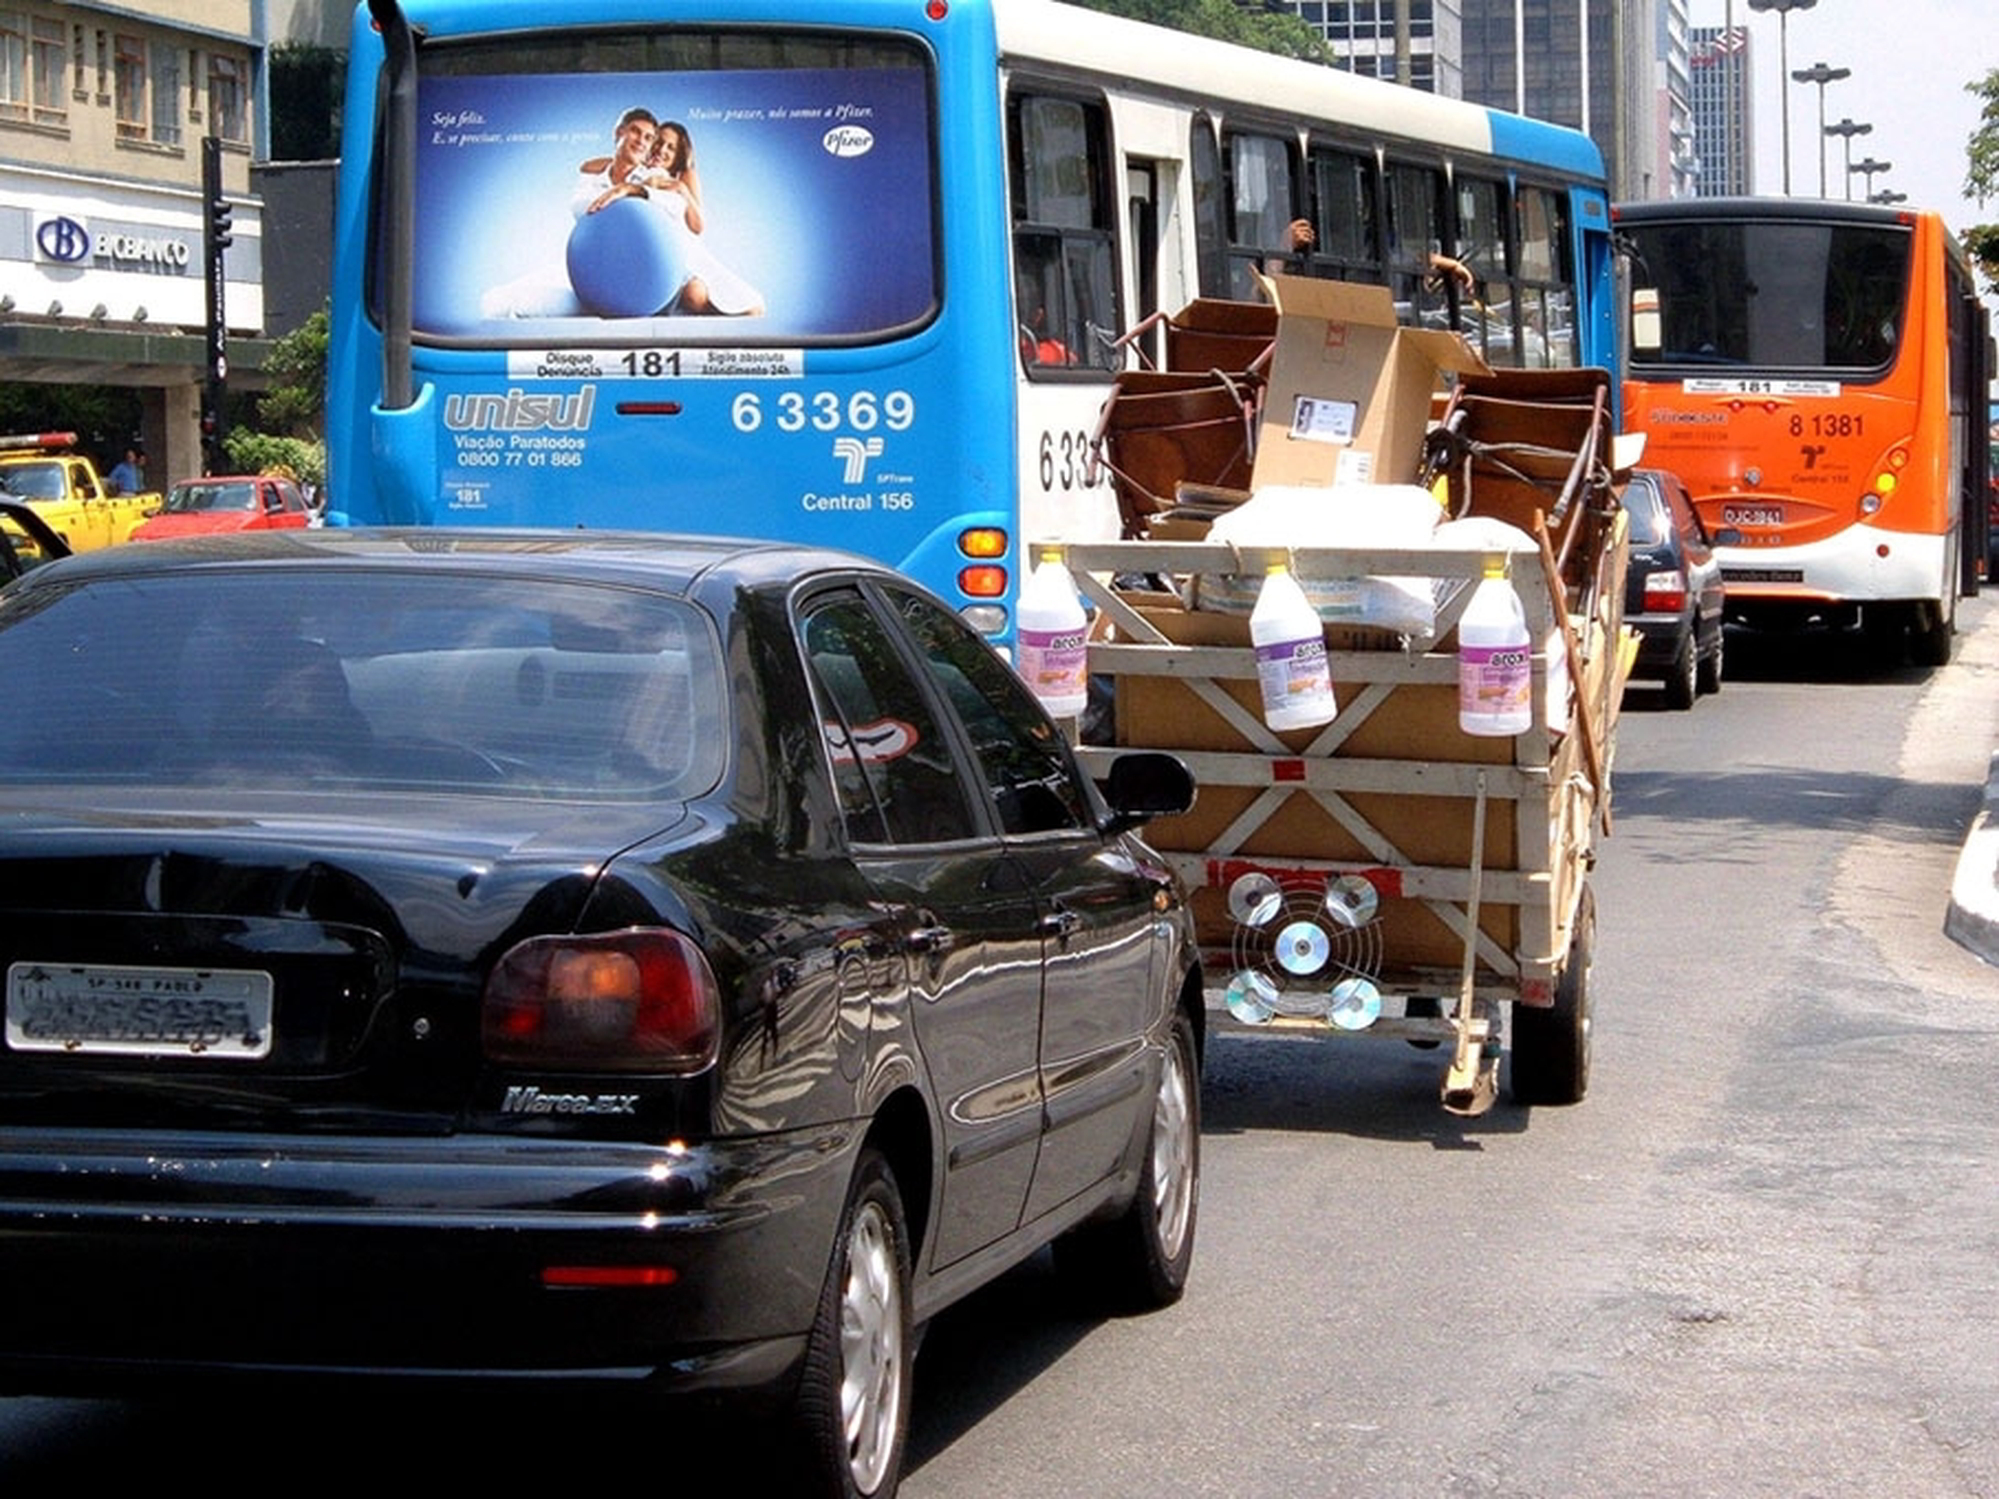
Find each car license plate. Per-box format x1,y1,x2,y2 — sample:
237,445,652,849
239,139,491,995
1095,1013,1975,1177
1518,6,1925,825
5,962,274,1059
1723,504,1784,527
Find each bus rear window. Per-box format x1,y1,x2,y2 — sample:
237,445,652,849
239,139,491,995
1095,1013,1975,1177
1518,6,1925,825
398,31,936,343
1625,219,1911,371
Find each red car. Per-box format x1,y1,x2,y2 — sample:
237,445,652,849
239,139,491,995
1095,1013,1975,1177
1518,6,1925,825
129,475,315,540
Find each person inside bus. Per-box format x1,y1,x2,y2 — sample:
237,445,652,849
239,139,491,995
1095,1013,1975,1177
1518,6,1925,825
1016,261,1074,367
1283,218,1474,294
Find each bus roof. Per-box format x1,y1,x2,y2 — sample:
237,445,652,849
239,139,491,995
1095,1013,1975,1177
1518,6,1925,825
991,0,1604,180
1613,196,1925,227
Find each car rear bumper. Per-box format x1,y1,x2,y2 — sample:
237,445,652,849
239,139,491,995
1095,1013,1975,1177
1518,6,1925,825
0,1124,856,1396
1622,610,1692,675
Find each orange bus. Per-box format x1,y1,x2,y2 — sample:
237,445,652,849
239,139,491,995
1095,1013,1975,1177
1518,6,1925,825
1614,197,1993,664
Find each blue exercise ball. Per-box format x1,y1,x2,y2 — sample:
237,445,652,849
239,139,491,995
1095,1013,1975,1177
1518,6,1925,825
565,195,688,318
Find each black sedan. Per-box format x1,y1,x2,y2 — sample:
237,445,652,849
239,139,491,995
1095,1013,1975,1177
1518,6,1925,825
1620,467,1725,708
0,529,1203,1497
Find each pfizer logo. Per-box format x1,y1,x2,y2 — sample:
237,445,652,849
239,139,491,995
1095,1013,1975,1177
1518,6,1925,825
822,126,874,158
34,216,91,264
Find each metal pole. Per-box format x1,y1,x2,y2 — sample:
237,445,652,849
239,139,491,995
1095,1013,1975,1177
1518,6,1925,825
1578,0,1590,136
1824,118,1871,202
1515,0,1525,115
1748,1,1821,198
1778,13,1792,194
1726,0,1735,190
200,134,229,474
1791,63,1849,198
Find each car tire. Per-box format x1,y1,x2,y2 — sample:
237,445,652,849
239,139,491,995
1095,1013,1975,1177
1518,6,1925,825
1509,883,1594,1106
1696,623,1723,695
1054,1007,1200,1312
789,1148,912,1499
1663,634,1697,710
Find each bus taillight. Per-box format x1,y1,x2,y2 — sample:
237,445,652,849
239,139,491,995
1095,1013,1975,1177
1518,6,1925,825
1865,446,1911,513
959,527,1008,560
959,564,1007,598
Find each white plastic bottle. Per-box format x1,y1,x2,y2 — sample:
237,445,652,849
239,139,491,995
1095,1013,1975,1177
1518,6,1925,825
1458,559,1533,736
1249,561,1337,730
1015,546,1090,719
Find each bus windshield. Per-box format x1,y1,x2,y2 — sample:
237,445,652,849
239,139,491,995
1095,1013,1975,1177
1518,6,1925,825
401,29,936,343
1625,218,1910,372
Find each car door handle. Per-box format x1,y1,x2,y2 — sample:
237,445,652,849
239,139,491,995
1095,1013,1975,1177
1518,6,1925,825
906,923,955,954
1037,907,1081,939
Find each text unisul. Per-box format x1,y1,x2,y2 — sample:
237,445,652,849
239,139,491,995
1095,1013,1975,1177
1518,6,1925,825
444,386,596,432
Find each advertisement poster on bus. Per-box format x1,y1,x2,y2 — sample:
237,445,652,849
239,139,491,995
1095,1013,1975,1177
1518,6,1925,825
412,68,935,340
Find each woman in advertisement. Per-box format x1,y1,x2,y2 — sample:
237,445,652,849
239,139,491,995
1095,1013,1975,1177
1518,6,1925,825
483,106,764,319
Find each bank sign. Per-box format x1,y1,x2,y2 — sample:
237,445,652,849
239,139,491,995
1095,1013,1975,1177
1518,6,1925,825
34,214,195,272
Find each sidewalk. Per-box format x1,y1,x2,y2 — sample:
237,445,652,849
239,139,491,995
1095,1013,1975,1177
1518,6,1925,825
1947,747,1999,967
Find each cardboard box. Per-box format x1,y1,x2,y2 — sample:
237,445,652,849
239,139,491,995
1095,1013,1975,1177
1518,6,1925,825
1250,275,1490,491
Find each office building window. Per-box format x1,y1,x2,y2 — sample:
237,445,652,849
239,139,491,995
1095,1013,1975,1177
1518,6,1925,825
208,52,244,143
149,39,178,145
113,32,145,139
29,15,62,124
0,11,26,122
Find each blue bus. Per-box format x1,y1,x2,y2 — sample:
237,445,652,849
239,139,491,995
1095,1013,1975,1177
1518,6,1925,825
327,0,1615,643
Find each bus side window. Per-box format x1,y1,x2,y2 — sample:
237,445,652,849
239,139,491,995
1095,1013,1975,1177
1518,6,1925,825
1454,174,1508,362
1009,91,1122,373
1189,113,1229,300
1223,127,1300,300
1385,161,1449,331
1516,186,1578,368
1302,145,1383,286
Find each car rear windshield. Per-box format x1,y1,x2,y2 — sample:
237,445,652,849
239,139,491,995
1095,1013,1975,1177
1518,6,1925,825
1621,482,1669,546
0,567,727,798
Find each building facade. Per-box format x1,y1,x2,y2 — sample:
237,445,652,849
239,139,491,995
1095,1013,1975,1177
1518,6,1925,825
0,2,284,486
1272,1,1466,97
1456,0,1661,202
1653,0,1696,198
1688,24,1753,196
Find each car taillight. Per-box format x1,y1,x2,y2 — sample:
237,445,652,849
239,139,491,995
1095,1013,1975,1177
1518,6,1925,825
482,929,719,1073
1643,569,1688,613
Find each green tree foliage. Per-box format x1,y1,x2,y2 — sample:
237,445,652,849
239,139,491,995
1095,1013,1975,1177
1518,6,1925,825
268,44,345,162
227,307,328,491
254,307,329,440
221,429,325,492
1070,0,1332,65
0,385,141,465
1967,69,1999,205
1965,69,1999,295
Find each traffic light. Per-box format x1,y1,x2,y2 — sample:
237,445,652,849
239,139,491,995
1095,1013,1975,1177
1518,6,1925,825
209,194,233,251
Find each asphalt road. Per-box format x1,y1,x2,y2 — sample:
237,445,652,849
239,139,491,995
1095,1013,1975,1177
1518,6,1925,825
4,598,1997,1497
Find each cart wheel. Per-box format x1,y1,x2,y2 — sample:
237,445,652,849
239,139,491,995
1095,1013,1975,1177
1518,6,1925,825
1510,883,1594,1105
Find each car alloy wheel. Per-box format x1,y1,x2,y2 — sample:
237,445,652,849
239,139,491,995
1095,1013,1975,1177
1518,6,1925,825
793,1149,911,1497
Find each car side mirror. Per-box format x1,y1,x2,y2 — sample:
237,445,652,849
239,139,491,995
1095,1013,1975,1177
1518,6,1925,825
1100,750,1195,832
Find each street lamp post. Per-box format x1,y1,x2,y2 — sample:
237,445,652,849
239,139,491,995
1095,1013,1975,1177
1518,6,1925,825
1823,117,1872,200
1870,190,1908,205
1850,157,1892,198
1747,0,1820,195
1791,61,1850,197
